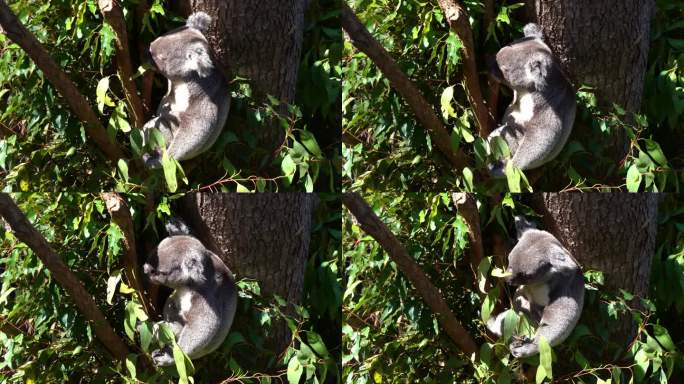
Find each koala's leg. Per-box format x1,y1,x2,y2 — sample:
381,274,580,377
142,116,176,169
509,129,561,171
487,124,521,178
509,295,581,358
166,122,218,162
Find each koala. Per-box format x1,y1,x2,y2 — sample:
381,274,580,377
486,215,584,358
487,23,576,178
143,218,237,366
142,12,231,169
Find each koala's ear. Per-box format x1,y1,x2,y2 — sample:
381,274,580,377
523,23,543,40
527,53,550,90
187,45,215,77
182,255,206,283
187,12,212,34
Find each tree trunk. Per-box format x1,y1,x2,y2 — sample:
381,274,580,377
176,0,307,151
530,193,658,342
177,193,316,354
525,0,655,158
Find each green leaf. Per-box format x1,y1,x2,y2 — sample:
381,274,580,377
440,86,456,120
96,76,115,113
538,336,553,380
300,130,322,157
462,167,473,191
653,324,676,352
235,182,250,193
505,163,521,193
287,355,304,384
626,164,642,192
106,271,121,305
162,152,178,192
125,354,137,379
173,342,189,384
281,154,296,182
139,322,152,352
117,159,129,183
644,139,668,166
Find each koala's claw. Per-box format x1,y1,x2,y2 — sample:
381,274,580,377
509,337,537,358
151,347,175,367
143,152,163,169
488,161,506,179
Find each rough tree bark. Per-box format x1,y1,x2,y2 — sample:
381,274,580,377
531,193,659,342
524,0,656,158
176,193,316,355
175,1,307,151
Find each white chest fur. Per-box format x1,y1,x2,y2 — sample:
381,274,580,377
525,283,550,306
174,287,194,319
510,92,535,125
171,82,191,113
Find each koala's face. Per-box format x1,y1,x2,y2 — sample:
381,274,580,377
149,26,214,80
144,235,208,288
492,38,553,92
505,231,553,286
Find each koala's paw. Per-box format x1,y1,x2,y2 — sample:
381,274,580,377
509,337,538,358
151,347,175,367
142,151,163,169
488,161,506,179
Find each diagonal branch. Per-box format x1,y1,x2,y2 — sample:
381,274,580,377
0,193,129,360
0,0,124,162
341,4,468,170
101,192,155,316
98,0,146,128
343,192,478,355
451,193,484,278
436,0,493,137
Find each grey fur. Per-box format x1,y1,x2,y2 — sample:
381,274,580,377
186,11,211,33
142,12,230,169
165,217,192,236
143,233,237,366
487,215,584,358
487,23,576,178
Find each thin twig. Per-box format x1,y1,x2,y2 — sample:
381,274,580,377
101,192,155,316
98,0,146,128
436,0,493,137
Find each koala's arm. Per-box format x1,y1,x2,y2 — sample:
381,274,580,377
486,286,541,337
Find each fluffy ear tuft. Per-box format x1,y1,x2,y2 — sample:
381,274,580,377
523,23,543,39
187,12,212,34
514,215,537,239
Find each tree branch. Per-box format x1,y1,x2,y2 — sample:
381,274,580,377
98,0,146,128
0,0,124,163
0,193,129,360
341,4,468,170
101,192,155,316
436,0,493,137
343,192,478,355
451,193,484,278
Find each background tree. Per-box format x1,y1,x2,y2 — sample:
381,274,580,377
524,0,656,161
176,193,316,354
